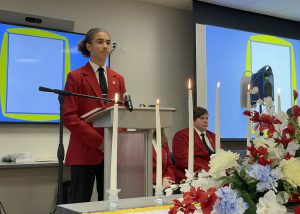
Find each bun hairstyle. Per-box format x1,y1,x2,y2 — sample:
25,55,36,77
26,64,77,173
78,28,110,57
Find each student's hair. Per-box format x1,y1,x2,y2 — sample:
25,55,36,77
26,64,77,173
78,28,110,57
193,106,208,121
153,128,168,147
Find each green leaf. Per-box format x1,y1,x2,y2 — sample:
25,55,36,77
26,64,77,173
240,192,257,214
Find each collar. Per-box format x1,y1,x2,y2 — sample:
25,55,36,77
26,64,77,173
195,128,206,137
89,60,107,73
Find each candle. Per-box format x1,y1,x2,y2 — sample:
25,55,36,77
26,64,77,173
110,93,119,190
188,79,194,172
247,84,251,154
155,99,162,187
277,88,281,113
215,82,220,152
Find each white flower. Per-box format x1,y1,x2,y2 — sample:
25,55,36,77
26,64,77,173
286,141,300,156
264,97,274,108
257,99,264,105
208,149,240,179
165,187,174,196
192,170,222,191
279,157,300,187
276,191,290,204
179,183,190,193
269,144,285,166
184,169,195,182
256,190,287,214
253,136,276,150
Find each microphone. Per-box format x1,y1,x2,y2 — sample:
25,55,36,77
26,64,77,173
123,92,133,112
39,86,72,96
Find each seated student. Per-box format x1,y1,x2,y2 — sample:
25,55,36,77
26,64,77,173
172,106,215,183
152,129,175,188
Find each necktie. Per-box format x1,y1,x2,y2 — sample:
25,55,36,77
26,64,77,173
200,133,214,155
98,67,108,98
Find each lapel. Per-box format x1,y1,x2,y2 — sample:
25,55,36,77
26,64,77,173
194,129,201,148
106,67,117,99
206,131,216,149
194,129,216,152
81,63,104,104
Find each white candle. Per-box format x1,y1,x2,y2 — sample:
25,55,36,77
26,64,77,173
188,79,194,172
155,99,162,187
215,82,220,152
277,88,281,113
110,93,119,190
247,84,251,154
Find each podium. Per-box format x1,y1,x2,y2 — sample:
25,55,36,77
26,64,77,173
85,106,176,199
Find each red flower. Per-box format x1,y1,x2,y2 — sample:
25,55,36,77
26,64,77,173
248,145,272,165
169,187,218,214
284,153,293,160
293,90,298,101
243,110,251,117
199,188,218,214
257,156,273,166
293,105,300,118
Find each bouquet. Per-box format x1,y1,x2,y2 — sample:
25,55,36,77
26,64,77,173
168,90,300,214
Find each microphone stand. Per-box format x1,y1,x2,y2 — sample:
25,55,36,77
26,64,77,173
39,86,119,205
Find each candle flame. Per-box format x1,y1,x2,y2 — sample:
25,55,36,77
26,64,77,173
247,84,250,91
278,88,281,94
188,78,191,90
114,93,119,104
217,81,220,88
156,99,160,105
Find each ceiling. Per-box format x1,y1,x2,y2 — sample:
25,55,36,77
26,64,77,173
137,0,300,22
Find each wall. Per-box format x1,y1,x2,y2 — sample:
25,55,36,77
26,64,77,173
0,0,193,213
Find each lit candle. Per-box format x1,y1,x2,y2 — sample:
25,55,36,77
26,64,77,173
247,84,251,154
215,82,220,152
155,99,162,187
277,88,281,113
110,93,119,190
188,79,194,172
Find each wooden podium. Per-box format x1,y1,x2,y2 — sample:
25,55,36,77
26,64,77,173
85,106,176,199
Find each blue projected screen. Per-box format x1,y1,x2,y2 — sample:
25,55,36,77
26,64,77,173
7,33,65,115
0,23,109,123
196,24,300,138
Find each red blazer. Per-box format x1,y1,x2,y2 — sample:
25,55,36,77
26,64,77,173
152,143,175,185
63,62,126,165
172,128,215,183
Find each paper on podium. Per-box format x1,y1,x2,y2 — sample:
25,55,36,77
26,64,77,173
80,107,105,120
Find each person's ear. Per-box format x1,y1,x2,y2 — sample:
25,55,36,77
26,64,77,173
86,42,92,52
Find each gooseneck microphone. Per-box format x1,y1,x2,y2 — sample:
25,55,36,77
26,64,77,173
39,86,72,96
123,92,133,112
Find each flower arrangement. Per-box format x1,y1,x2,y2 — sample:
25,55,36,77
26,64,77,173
168,90,300,214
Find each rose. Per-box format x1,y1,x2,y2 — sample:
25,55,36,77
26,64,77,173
208,149,239,179
279,157,300,187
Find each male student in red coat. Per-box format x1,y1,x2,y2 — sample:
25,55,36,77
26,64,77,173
172,107,215,183
63,28,126,203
